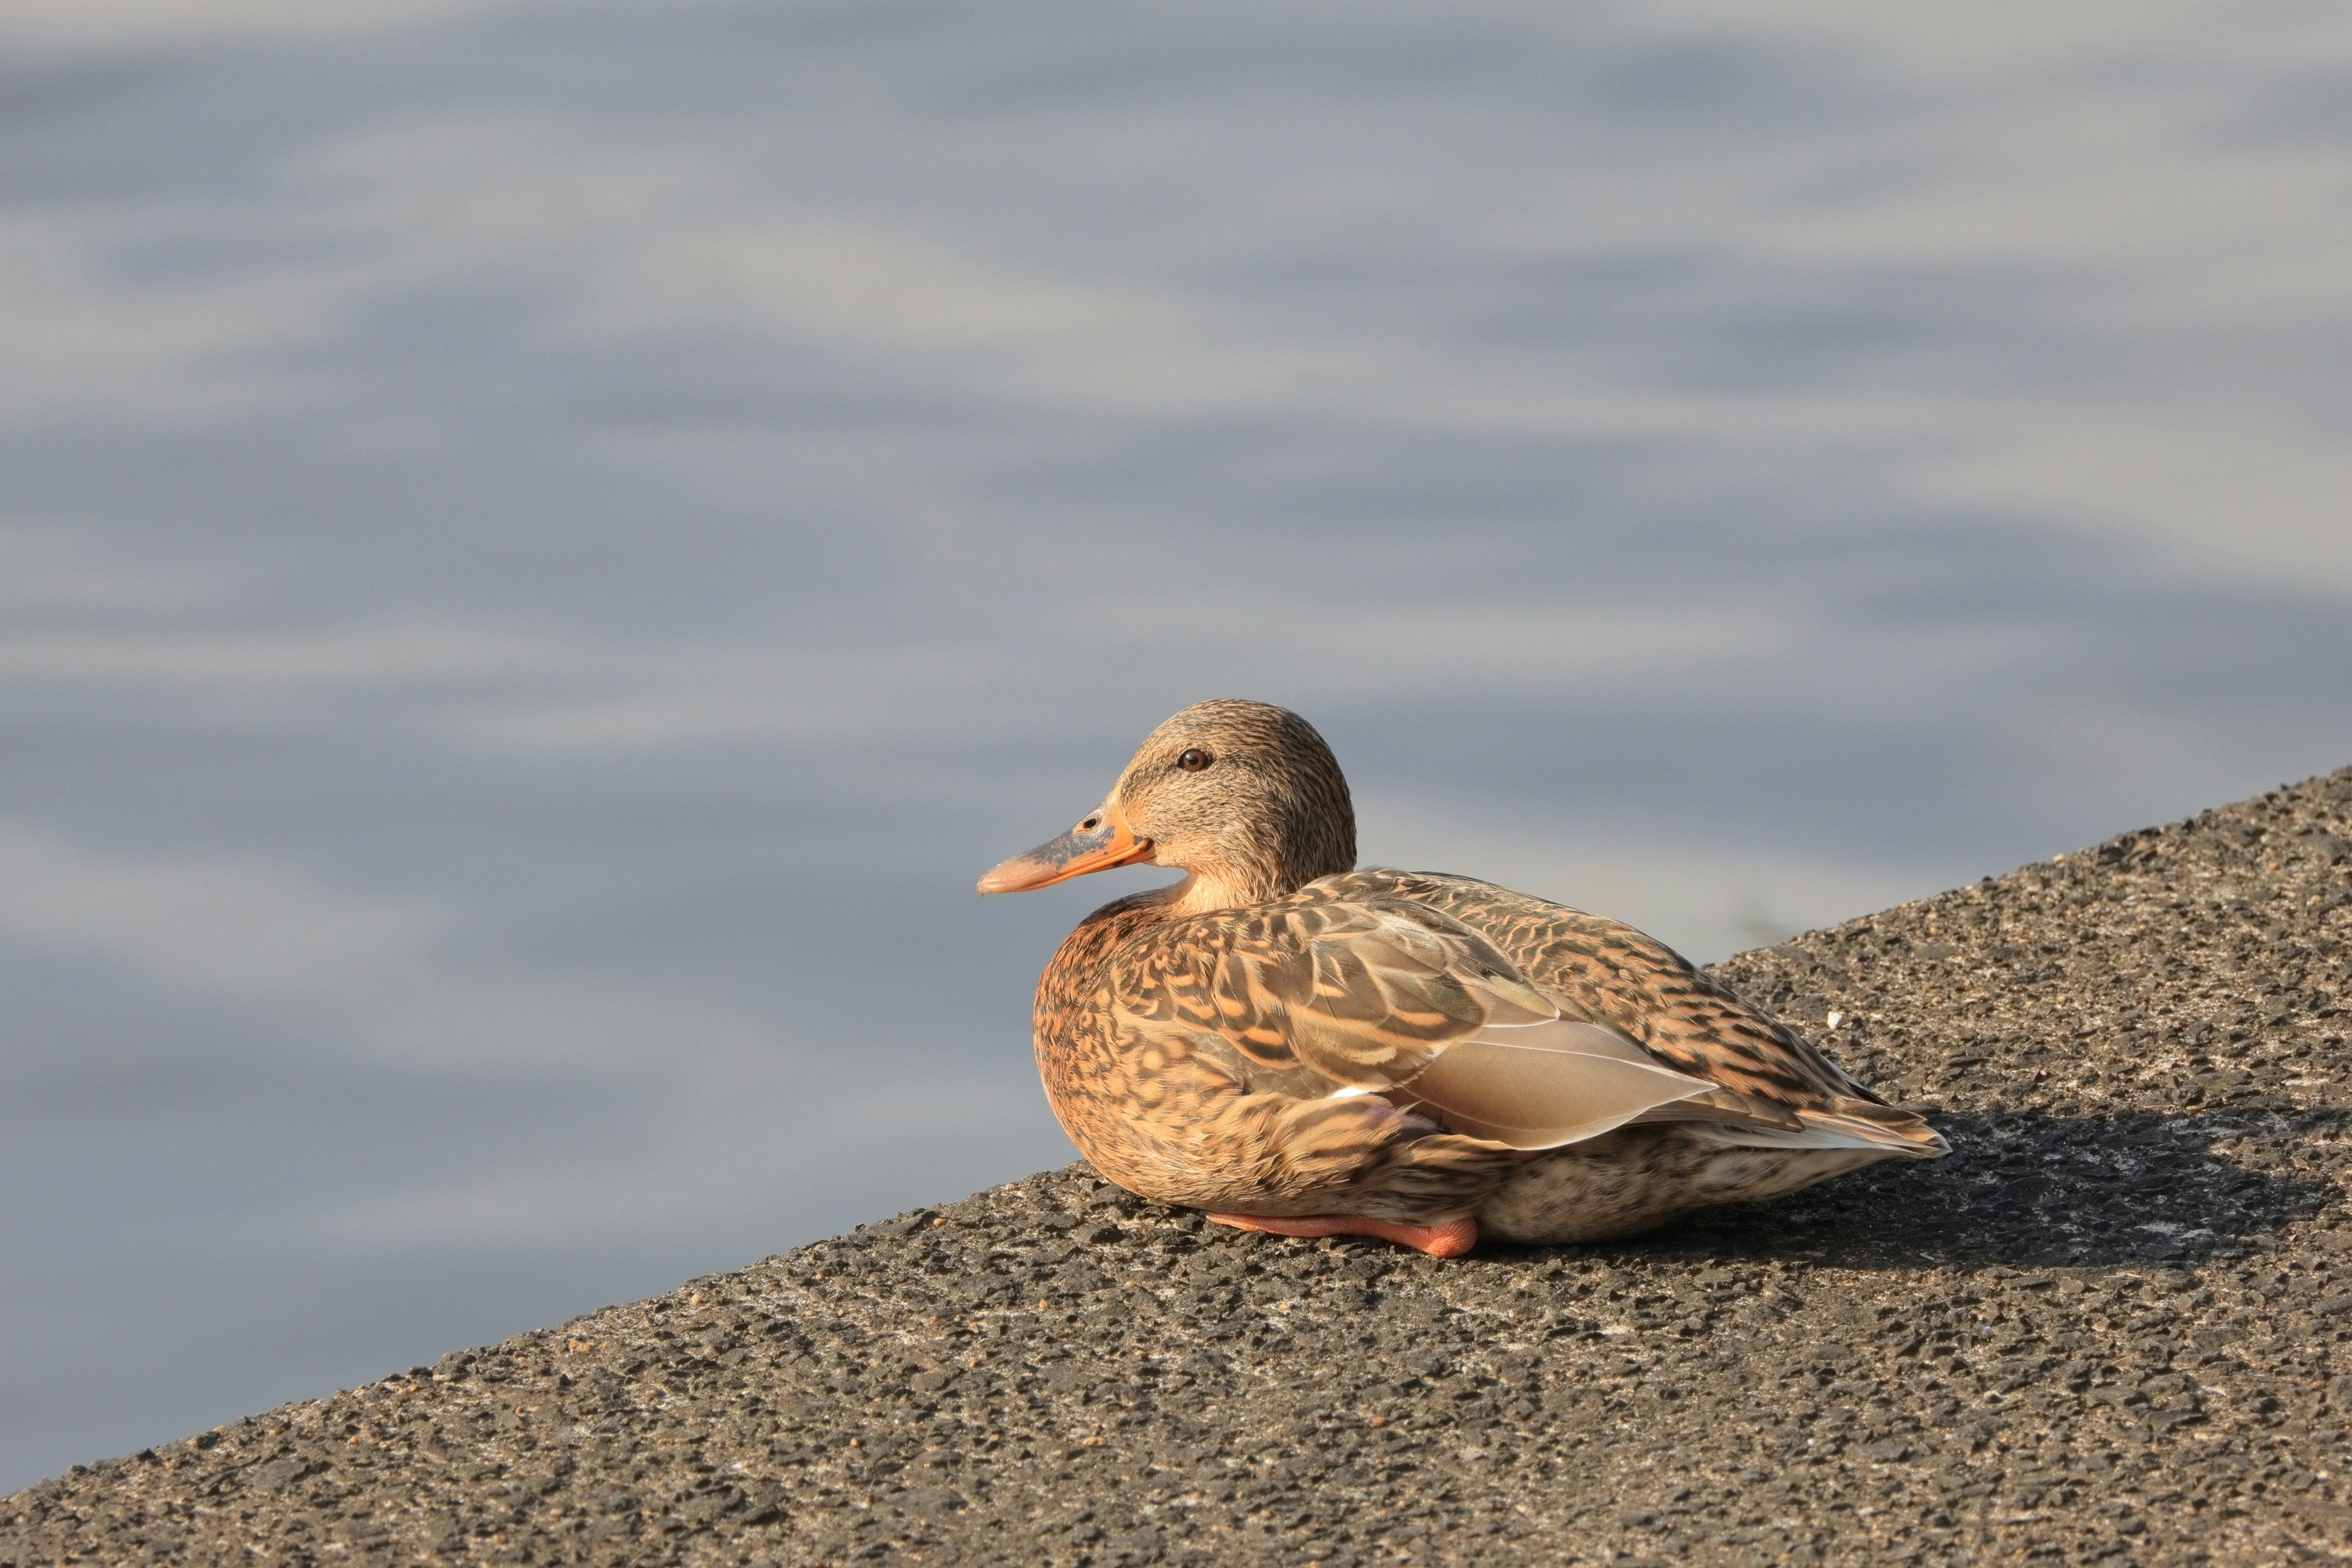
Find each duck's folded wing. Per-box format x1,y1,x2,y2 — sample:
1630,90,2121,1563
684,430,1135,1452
1335,868,1885,1106
1121,898,1728,1151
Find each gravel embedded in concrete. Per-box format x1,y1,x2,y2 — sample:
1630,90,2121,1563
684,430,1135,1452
7,767,2352,1567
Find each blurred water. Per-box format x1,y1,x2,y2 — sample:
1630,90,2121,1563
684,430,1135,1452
4,0,2351,1489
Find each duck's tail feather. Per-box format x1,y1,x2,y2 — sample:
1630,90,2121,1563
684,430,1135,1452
1681,1097,1948,1158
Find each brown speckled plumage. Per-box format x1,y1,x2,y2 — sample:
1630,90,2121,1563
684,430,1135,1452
985,699,1945,1250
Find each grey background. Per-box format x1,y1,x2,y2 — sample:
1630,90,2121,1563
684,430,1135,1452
3,0,2350,1491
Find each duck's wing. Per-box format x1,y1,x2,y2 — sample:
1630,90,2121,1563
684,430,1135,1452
1327,870,1947,1158
1334,869,1876,1101
1115,895,1742,1150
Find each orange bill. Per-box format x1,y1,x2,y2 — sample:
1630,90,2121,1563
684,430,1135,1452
976,801,1153,893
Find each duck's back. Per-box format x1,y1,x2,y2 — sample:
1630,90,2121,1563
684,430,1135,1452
1324,868,1877,1109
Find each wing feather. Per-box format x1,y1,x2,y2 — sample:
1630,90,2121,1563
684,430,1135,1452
1325,869,1896,1109
1390,1029,1714,1148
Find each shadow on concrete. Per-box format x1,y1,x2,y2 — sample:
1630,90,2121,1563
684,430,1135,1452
1600,1106,2342,1271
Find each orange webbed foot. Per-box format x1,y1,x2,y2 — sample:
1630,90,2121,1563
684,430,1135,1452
1205,1212,1477,1257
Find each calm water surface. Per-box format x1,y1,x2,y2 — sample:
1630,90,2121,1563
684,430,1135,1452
5,0,2351,1488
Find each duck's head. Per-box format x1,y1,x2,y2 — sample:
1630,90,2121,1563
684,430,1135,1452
977,698,1356,914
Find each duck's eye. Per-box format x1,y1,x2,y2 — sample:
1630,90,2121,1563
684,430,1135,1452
1177,748,1212,772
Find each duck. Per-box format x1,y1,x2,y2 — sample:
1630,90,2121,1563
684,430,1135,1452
978,698,1946,1257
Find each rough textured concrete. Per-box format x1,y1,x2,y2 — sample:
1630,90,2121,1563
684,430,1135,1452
8,768,2352,1567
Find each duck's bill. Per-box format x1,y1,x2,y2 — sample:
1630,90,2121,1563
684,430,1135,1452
976,803,1153,893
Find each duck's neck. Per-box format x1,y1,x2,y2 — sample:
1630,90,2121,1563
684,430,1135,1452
1150,867,1287,919
1147,834,1351,918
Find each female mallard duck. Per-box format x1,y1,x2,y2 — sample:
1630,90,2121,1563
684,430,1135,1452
979,699,1945,1257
